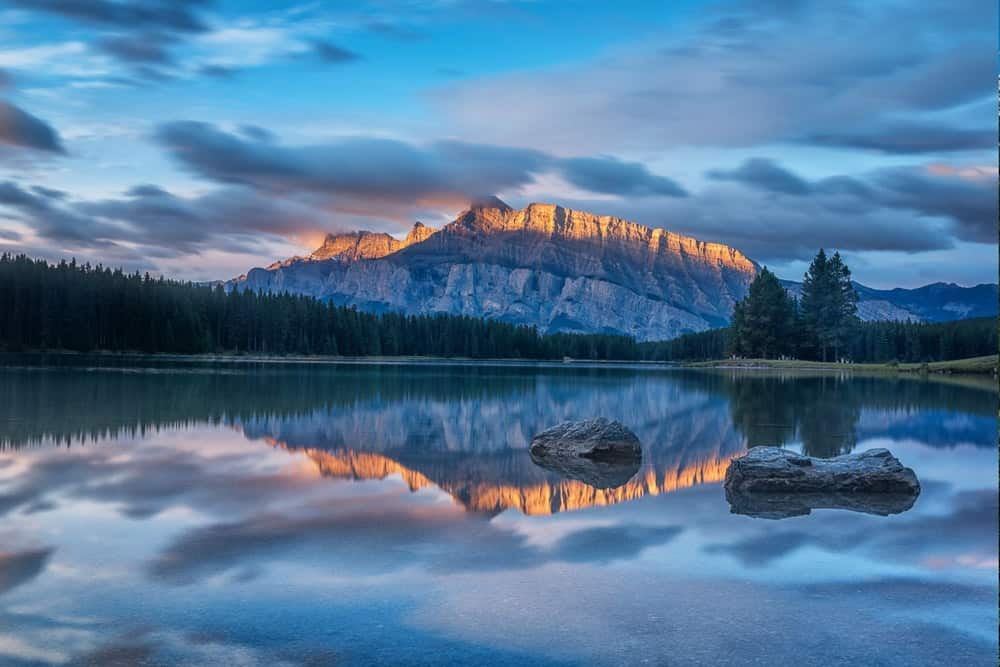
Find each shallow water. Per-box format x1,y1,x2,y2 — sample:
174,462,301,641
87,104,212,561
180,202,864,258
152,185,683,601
0,360,996,665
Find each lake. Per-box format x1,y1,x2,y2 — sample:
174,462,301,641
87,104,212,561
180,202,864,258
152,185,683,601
0,358,996,666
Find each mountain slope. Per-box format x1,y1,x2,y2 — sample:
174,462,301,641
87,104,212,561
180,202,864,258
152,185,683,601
234,200,758,340
231,199,997,340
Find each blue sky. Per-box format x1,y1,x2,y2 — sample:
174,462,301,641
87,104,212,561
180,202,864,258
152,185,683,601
0,0,996,287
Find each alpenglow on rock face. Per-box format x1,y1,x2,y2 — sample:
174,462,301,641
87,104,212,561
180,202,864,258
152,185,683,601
231,200,757,340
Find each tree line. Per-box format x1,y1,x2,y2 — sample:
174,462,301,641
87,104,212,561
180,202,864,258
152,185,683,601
642,316,996,363
0,254,635,360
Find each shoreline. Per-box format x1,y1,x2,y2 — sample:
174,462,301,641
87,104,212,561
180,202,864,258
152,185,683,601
682,355,997,376
1,349,996,376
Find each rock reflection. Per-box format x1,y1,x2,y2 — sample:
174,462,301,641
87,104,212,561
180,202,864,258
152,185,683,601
725,488,919,520
528,450,641,490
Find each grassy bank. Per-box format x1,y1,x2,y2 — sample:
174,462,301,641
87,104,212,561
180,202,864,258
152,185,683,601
683,355,998,375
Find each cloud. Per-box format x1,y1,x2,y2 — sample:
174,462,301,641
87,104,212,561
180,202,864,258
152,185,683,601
871,165,998,243
808,123,995,154
154,121,687,206
558,157,688,197
311,40,362,64
707,158,810,195
0,179,325,257
97,32,176,65
0,181,126,247
197,64,239,79
0,101,66,154
8,0,211,34
7,0,212,78
432,0,996,154
671,157,996,257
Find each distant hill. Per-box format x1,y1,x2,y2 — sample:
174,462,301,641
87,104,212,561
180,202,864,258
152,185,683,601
782,280,998,323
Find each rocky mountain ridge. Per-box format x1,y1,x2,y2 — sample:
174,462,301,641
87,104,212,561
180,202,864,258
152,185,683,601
230,199,997,340
232,199,759,340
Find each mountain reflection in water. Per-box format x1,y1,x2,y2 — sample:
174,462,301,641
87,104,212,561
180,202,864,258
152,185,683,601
1,360,994,516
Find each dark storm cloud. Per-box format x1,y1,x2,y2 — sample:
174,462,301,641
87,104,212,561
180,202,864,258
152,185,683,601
311,41,362,63
0,547,54,595
808,123,995,154
707,158,811,195
154,121,686,203
0,101,66,154
9,0,211,33
558,157,688,197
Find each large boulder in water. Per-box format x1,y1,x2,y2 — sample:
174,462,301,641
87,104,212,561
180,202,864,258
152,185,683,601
529,418,642,489
724,447,920,519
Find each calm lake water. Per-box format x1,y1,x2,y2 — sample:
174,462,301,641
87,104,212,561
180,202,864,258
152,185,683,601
0,359,996,666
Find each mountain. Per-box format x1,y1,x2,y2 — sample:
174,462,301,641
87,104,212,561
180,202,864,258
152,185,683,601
230,199,997,341
232,199,758,341
782,280,999,323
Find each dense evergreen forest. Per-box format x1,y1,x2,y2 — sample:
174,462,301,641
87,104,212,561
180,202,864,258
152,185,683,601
641,316,997,363
0,253,994,363
0,254,636,359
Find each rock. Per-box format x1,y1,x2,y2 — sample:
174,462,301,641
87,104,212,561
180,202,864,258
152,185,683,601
529,418,642,489
724,447,920,518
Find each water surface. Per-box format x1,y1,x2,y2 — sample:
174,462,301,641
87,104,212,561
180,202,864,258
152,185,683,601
0,360,996,665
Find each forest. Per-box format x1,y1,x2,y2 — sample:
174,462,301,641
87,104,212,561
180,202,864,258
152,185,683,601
0,254,635,360
641,316,997,363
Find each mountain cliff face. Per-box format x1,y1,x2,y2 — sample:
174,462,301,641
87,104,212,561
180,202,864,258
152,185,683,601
231,199,996,340
310,222,437,261
233,200,758,340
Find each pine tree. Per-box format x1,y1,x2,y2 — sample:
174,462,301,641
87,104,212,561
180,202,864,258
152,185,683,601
799,249,859,361
729,267,796,359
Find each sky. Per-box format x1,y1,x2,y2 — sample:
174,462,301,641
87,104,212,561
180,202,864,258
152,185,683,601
0,0,996,288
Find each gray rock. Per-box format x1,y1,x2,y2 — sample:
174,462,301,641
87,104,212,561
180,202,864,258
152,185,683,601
724,447,920,518
529,418,642,489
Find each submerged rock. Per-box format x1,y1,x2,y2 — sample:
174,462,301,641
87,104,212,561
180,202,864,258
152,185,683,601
529,418,642,489
724,446,920,518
